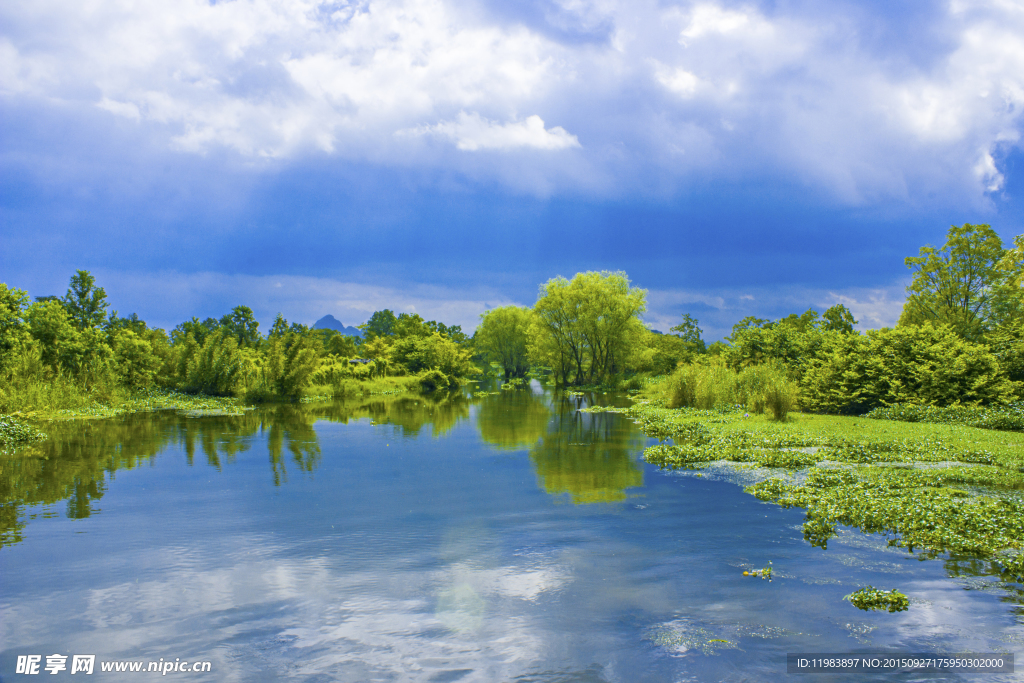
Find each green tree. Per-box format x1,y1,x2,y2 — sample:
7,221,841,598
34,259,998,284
0,284,32,373
219,306,261,348
62,270,109,330
989,235,1024,330
800,323,1020,413
261,331,322,398
269,313,289,338
361,335,392,377
110,329,161,388
899,224,1006,340
531,271,647,385
324,332,358,358
171,317,219,347
360,309,397,338
182,328,259,396
476,306,533,381
821,304,857,333
669,313,706,349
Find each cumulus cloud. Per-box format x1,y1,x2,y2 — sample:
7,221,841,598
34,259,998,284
1,0,1023,200
410,112,580,150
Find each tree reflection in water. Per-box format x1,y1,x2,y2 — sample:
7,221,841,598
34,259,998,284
476,388,552,451
529,392,645,504
0,391,476,547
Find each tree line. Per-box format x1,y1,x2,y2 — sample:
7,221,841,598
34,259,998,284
474,224,1023,413
2,223,1021,413
0,272,476,409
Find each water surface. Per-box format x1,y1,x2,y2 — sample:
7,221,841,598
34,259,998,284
2,385,1022,681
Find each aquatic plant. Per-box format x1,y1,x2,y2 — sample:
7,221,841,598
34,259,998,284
844,586,909,613
630,400,1024,582
0,414,47,450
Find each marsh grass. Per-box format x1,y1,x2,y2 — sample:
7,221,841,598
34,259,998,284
665,363,798,421
302,376,424,399
0,371,126,415
866,402,1024,432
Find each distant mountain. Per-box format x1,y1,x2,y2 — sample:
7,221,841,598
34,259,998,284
312,314,363,337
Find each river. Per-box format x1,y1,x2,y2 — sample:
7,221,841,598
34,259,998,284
1,383,1021,681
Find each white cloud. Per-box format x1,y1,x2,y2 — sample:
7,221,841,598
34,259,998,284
1,0,1023,200
654,63,700,98
97,97,141,121
413,112,580,150
680,4,769,40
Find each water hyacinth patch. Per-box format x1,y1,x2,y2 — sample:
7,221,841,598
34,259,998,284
747,470,1024,575
0,415,47,447
844,586,910,613
625,397,1024,585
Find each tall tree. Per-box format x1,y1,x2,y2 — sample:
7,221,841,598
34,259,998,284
821,304,857,333
0,284,31,373
899,224,1005,340
669,313,707,353
531,271,647,385
477,306,533,381
219,306,261,347
360,309,397,338
62,270,109,329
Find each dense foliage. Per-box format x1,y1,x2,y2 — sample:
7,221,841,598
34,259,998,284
0,273,476,413
3,224,1022,413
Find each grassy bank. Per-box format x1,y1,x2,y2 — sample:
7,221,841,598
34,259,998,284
4,387,245,421
611,383,1024,582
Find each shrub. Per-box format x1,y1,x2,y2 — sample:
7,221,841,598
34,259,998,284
419,369,451,392
736,363,798,420
801,323,1020,414
864,402,1024,431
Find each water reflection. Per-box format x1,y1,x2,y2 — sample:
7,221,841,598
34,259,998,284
306,392,472,438
477,389,551,451
1,418,165,545
528,394,645,504
0,392,477,547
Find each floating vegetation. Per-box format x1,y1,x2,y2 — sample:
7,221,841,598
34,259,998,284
627,398,1024,587
747,468,1024,577
579,405,631,413
866,402,1024,432
742,563,773,580
501,378,526,390
844,586,910,613
39,388,246,420
0,415,47,455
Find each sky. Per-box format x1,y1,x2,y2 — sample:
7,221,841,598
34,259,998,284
2,0,1024,340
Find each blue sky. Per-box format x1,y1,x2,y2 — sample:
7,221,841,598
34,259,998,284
2,0,1023,340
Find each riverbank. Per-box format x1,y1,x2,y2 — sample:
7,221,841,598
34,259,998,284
608,397,1024,581
2,374,457,422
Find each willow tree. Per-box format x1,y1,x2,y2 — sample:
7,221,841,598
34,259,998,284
531,271,647,385
476,305,533,381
